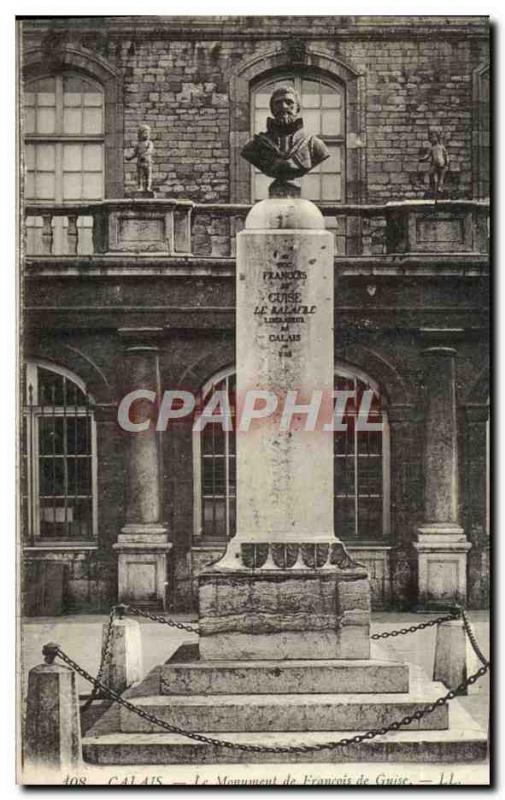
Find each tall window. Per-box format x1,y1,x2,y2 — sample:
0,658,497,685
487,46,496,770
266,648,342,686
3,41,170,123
22,362,97,543
194,370,236,540
24,74,105,254
194,366,389,543
332,368,390,540
252,75,345,204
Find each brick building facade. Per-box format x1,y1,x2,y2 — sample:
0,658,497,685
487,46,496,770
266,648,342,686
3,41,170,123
19,16,490,614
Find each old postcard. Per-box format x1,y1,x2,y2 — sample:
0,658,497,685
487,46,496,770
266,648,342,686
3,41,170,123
17,13,490,786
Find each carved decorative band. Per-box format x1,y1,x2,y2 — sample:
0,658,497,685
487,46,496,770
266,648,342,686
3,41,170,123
240,542,363,571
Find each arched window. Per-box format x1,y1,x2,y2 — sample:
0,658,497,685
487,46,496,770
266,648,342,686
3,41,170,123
24,73,105,254
251,74,345,203
22,361,97,543
193,365,390,542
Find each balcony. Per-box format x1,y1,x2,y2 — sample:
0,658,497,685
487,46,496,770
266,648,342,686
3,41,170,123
24,198,489,262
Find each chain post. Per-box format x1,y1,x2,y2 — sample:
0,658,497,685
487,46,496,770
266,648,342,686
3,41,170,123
80,604,117,712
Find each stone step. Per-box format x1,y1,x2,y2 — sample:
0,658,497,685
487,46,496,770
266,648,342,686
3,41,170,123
82,700,486,765
117,686,449,733
157,658,410,696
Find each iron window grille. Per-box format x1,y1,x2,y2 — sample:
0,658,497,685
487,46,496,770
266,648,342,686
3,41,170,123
22,361,97,544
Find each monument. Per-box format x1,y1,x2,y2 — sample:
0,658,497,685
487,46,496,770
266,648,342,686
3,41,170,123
198,86,371,660
81,88,487,766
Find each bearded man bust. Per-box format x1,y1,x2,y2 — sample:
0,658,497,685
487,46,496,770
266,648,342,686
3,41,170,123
241,86,330,193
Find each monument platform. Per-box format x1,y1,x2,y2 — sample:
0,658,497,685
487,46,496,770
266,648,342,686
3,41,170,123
82,647,487,765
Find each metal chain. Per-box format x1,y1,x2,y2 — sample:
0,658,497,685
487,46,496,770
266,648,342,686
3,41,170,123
124,604,199,634
56,650,489,755
74,604,489,753
102,605,457,641
80,606,117,711
460,608,489,666
370,612,459,640
109,606,455,641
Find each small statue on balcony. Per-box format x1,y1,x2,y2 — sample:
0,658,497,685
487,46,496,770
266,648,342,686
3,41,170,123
241,86,329,197
126,124,154,194
420,131,450,198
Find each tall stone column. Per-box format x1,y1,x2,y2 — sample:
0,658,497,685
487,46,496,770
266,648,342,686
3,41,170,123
464,404,490,607
199,199,370,660
386,404,430,607
114,329,171,609
414,347,470,603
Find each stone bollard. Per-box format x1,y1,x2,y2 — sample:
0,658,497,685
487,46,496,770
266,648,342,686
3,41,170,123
433,619,467,694
101,607,143,694
24,643,82,771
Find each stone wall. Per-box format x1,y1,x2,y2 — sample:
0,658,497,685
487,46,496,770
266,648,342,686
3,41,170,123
22,551,115,615
22,16,489,203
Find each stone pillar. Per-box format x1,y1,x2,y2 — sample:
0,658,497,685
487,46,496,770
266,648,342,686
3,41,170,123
433,619,467,693
24,644,81,772
114,330,172,609
388,405,421,605
101,615,143,694
235,201,334,546
414,347,470,603
199,198,370,661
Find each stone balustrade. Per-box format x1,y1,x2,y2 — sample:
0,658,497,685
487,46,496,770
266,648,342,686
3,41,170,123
24,198,489,259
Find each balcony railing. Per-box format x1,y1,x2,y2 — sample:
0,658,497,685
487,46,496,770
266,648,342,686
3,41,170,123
24,198,490,260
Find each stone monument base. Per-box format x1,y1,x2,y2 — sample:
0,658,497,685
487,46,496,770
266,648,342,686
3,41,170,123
198,542,371,661
83,643,488,765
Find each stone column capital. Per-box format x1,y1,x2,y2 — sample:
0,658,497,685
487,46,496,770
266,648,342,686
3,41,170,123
418,327,464,349
124,344,160,357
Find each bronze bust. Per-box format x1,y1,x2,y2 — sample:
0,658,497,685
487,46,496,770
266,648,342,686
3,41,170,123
241,86,330,196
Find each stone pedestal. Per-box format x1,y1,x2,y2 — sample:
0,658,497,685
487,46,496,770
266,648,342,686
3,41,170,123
101,617,143,694
114,332,171,609
24,660,82,770
433,619,467,693
414,346,470,603
199,555,370,660
199,197,370,660
385,201,484,255
94,199,192,255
